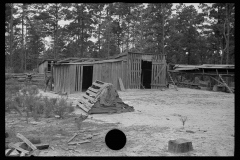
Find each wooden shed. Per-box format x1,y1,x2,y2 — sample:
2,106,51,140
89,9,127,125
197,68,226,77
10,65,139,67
53,52,167,94
38,59,57,74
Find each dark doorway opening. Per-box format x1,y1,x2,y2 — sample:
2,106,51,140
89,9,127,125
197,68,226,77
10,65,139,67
47,63,51,72
141,60,152,89
82,66,93,91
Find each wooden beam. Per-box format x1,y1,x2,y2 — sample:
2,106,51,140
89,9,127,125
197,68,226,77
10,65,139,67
118,78,125,91
209,76,224,86
80,66,83,92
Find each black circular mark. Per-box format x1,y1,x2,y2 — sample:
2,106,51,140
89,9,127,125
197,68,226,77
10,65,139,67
105,129,126,150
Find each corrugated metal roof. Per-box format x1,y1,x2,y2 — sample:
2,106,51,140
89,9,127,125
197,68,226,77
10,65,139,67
173,64,234,70
55,59,126,65
175,68,199,71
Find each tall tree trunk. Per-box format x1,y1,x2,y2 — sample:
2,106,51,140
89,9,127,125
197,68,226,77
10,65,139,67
21,4,25,72
10,3,13,71
54,3,58,60
162,4,165,57
107,23,110,58
98,11,101,56
226,3,229,64
98,23,101,56
140,14,143,52
24,4,28,71
127,21,129,52
80,4,84,57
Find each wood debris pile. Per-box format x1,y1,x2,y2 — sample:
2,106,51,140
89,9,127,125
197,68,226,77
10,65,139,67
5,133,49,157
72,80,134,115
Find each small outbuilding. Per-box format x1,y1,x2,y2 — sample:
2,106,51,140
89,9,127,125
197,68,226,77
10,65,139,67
53,52,167,94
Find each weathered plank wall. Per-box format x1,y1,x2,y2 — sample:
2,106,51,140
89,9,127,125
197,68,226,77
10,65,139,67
127,52,167,89
92,61,127,90
38,61,48,73
151,55,167,89
127,53,142,89
53,65,71,94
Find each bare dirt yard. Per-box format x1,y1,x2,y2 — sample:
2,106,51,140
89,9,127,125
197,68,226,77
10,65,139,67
5,88,234,156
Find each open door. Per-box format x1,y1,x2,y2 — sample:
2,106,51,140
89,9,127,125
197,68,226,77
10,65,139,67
151,56,167,89
141,60,152,89
82,66,93,92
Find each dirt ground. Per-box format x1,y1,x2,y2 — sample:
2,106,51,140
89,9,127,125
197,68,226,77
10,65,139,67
5,88,234,156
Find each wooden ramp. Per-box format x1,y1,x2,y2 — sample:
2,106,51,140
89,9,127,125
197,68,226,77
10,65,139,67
72,80,111,115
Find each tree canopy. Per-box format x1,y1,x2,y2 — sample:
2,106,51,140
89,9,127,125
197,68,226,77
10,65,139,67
5,3,235,72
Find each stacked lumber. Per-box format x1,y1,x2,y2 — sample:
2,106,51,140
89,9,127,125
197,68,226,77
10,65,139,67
73,80,134,115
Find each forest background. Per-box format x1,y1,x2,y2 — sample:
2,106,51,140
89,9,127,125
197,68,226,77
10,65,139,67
5,3,234,73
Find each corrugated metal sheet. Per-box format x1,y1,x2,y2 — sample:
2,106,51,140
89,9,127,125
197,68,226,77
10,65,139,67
175,68,199,71
173,64,234,70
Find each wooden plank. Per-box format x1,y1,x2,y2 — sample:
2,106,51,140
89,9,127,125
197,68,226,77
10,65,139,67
135,58,138,89
68,133,78,143
77,65,79,91
129,60,131,89
76,102,90,112
83,94,95,102
69,65,73,94
78,65,81,91
129,53,132,89
209,76,224,86
16,133,37,151
68,140,90,145
126,53,129,89
86,90,97,97
88,87,99,93
73,65,76,93
92,82,104,88
138,59,141,89
8,143,29,154
80,65,83,92
75,66,78,91
133,57,135,88
121,61,124,86
118,78,125,91
79,97,93,107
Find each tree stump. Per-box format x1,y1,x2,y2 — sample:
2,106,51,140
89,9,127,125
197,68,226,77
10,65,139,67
168,138,193,153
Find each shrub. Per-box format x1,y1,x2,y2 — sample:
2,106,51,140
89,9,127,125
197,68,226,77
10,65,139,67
67,103,75,113
28,85,39,95
6,83,23,95
43,97,54,118
5,98,12,113
54,98,74,119
54,98,68,119
180,116,188,129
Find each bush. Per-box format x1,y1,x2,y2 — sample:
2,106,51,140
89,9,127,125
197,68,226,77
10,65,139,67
6,82,23,96
54,98,68,119
5,98,12,113
21,85,39,96
43,97,54,118
28,85,39,95
54,98,74,119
